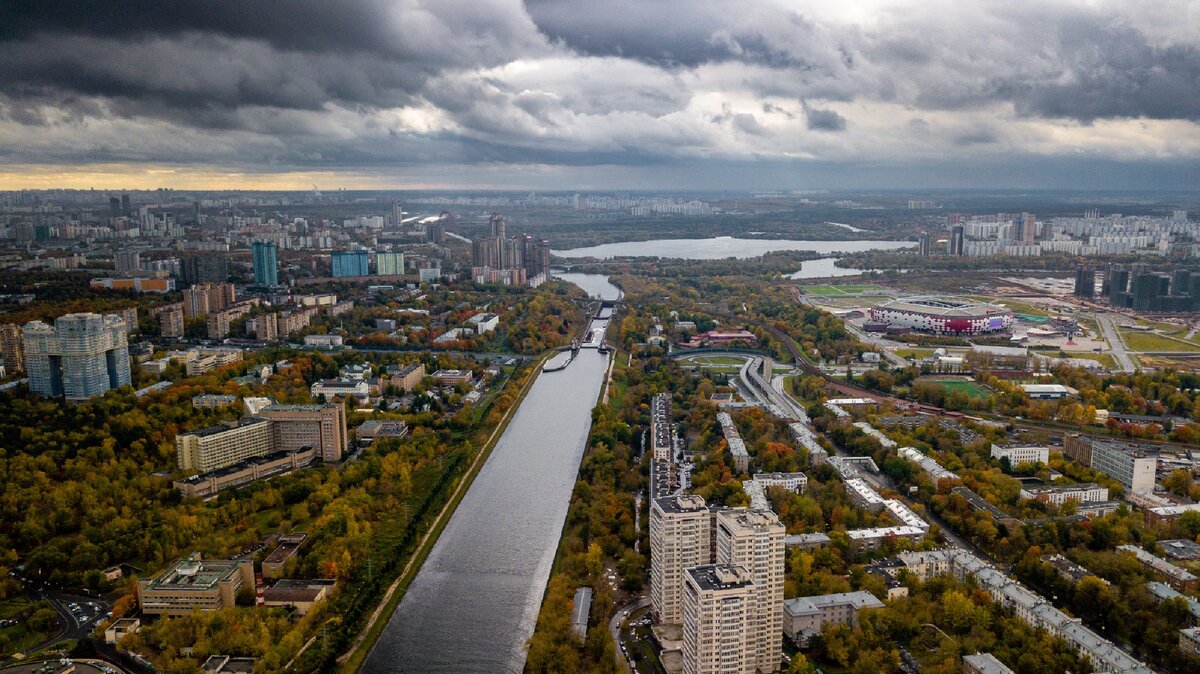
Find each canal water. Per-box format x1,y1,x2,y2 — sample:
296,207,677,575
361,274,620,673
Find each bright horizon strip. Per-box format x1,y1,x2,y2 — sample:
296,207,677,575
0,164,492,191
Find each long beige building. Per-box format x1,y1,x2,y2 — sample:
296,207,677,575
176,418,274,473
682,564,757,674
715,509,785,673
650,494,711,624
175,404,347,474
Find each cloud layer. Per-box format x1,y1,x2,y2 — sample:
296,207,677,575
1,0,1199,189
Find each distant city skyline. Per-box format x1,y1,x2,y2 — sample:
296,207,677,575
2,2,1200,190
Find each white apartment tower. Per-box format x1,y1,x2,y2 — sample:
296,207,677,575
715,508,786,673
682,564,757,674
650,494,711,624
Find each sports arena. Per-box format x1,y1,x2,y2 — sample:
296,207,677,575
868,296,1014,335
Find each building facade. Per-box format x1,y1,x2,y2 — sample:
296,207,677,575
0,323,25,375
23,313,132,400
176,417,275,473
376,251,404,276
990,443,1050,465
137,554,253,616
682,565,756,674
651,495,712,624
715,509,785,673
252,241,279,286
332,250,370,277
258,403,348,463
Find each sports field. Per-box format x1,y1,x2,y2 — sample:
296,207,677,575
802,284,885,296
925,378,990,399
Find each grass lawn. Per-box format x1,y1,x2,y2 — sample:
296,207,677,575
896,348,935,359
1121,331,1200,353
689,355,748,366
926,378,990,399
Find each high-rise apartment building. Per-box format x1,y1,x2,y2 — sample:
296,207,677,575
0,324,25,376
651,494,712,624
252,241,279,286
1021,213,1037,243
112,307,138,335
183,283,234,319
948,225,965,256
258,403,348,463
332,251,370,277
682,564,757,674
206,311,231,339
160,305,184,338
1073,268,1096,299
183,285,210,319
23,313,132,400
114,250,141,273
254,313,278,342
181,254,230,285
376,252,404,276
715,509,785,673
918,231,931,256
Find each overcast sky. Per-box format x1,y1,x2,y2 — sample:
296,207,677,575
2,0,1199,190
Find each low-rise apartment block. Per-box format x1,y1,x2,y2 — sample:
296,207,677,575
389,363,425,391
262,533,307,579
990,443,1050,465
783,591,884,644
431,369,473,386
1019,483,1110,506
1117,545,1198,590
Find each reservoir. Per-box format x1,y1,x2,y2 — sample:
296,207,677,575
789,257,885,279
361,274,620,673
553,236,914,260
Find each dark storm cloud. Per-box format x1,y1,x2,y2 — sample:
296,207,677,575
0,0,1198,185
803,105,846,132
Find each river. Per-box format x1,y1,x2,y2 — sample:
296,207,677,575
361,274,620,674
553,236,914,260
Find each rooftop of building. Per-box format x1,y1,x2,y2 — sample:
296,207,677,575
718,508,783,531
183,417,271,439
1020,482,1105,494
1159,539,1200,560
846,526,927,540
784,591,884,616
874,296,1012,317
687,564,754,591
142,555,244,591
654,494,707,514
261,403,338,412
962,653,1014,674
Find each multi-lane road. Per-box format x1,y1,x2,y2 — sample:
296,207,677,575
1094,313,1138,372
